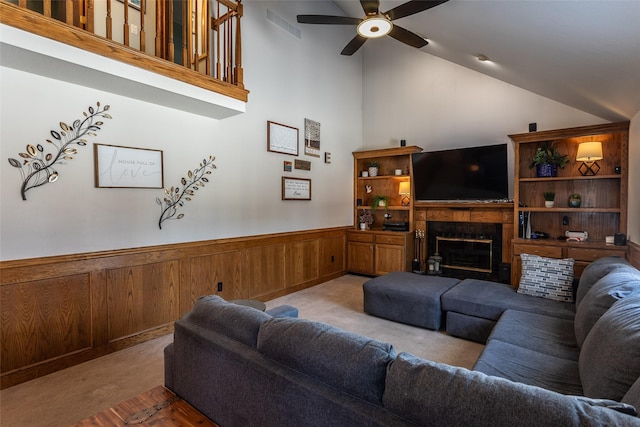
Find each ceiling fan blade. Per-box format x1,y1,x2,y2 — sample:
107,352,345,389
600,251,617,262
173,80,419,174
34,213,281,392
297,15,362,25
385,0,449,21
360,0,380,15
341,35,367,56
388,25,428,48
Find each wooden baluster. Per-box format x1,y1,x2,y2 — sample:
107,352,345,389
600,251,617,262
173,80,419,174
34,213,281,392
234,1,243,88
43,0,51,17
203,0,210,75
106,0,112,39
140,0,146,53
66,0,73,25
155,0,163,58
18,0,26,7
215,1,221,80
123,0,130,46
86,0,94,32
192,0,199,71
182,0,188,67
168,0,174,62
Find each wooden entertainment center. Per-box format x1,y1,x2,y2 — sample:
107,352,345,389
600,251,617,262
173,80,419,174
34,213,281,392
350,121,630,286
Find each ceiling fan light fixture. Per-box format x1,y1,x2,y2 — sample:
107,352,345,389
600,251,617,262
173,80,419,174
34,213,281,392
357,15,393,38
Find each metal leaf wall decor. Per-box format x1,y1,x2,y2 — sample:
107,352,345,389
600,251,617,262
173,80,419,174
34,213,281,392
7,102,112,200
157,155,216,229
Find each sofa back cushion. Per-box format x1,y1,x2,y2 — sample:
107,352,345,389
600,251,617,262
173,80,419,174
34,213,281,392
574,269,640,347
384,353,636,426
579,294,640,400
182,295,270,348
576,256,631,309
257,317,395,405
623,376,640,413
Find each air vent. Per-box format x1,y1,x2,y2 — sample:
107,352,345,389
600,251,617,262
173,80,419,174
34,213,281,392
267,9,301,40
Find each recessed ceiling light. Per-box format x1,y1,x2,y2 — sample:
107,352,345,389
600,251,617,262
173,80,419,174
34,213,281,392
477,54,490,62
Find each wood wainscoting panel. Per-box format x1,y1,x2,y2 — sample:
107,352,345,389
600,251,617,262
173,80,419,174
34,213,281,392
285,240,320,287
1,227,348,388
245,245,286,298
189,251,244,305
1,274,91,372
106,261,179,342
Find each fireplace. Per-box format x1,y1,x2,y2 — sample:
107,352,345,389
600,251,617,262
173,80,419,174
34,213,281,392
427,221,502,280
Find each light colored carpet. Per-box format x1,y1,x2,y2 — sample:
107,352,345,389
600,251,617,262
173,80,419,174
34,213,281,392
1,274,483,426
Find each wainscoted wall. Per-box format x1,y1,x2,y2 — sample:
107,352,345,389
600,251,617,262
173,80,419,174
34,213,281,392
629,241,640,270
0,227,347,389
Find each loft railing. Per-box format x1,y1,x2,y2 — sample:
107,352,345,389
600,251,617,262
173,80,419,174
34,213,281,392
1,0,247,101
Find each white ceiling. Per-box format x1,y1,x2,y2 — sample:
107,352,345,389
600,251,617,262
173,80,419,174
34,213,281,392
331,0,640,122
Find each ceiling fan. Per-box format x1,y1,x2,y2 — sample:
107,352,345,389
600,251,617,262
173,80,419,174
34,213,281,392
297,0,449,56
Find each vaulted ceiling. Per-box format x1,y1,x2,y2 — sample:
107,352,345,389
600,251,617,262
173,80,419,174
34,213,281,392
332,0,640,122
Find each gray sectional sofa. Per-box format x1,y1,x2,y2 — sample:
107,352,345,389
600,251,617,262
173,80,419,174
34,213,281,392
164,255,640,426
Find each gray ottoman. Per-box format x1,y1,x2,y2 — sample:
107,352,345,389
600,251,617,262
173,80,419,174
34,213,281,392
363,272,461,330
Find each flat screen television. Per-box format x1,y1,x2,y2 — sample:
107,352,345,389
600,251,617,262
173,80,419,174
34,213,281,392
412,144,508,201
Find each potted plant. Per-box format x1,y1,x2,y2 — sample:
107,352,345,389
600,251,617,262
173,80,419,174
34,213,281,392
529,141,569,177
543,191,555,208
358,210,374,230
368,161,379,177
569,193,581,208
371,195,388,210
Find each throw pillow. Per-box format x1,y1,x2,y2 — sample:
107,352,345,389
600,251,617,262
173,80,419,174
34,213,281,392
518,253,575,302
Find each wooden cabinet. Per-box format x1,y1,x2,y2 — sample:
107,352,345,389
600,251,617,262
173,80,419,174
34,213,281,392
349,146,421,276
510,122,629,284
347,230,412,275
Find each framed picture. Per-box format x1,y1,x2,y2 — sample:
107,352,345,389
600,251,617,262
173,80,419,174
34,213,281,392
304,118,321,157
268,121,299,156
282,177,311,200
94,143,164,188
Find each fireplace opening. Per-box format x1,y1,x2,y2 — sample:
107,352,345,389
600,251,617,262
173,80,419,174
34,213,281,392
427,221,502,281
436,237,492,273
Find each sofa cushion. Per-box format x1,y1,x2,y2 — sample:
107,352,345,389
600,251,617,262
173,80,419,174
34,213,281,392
580,294,640,400
257,317,395,405
576,256,632,308
441,278,575,321
518,254,575,302
384,353,635,427
574,269,640,347
622,376,640,413
182,295,271,348
473,339,583,395
488,310,579,361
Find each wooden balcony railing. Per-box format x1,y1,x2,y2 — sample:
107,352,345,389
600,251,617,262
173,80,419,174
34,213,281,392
0,0,248,103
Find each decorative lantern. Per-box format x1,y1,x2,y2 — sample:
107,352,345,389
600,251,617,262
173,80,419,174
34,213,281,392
427,252,443,275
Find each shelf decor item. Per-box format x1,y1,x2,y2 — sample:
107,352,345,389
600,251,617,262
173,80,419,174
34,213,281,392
359,210,374,230
576,141,603,176
368,161,379,177
398,181,411,206
569,193,581,208
529,141,569,177
543,191,555,208
371,195,388,210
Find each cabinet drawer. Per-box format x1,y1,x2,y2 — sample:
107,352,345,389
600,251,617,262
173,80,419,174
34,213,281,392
567,247,626,262
347,232,373,243
513,244,562,258
375,234,406,245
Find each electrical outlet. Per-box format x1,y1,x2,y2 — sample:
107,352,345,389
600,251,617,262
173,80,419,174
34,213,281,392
130,24,138,35
217,282,223,292
562,216,569,226
331,255,334,263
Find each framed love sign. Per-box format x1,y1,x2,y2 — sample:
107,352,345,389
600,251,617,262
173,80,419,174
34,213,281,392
94,143,164,188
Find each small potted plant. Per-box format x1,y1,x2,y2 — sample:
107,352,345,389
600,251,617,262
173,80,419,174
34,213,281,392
543,191,555,208
569,193,581,208
368,161,379,177
529,141,569,177
371,195,388,210
358,210,374,230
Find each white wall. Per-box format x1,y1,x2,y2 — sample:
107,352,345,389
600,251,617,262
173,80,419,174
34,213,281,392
360,38,607,197
628,110,640,244
0,0,362,261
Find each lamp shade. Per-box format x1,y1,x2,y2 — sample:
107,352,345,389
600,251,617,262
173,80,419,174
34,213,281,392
576,142,603,161
398,181,411,195
357,16,392,38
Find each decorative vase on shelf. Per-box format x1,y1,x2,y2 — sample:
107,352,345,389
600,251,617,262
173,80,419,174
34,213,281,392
368,166,378,177
545,201,555,208
536,163,558,178
569,194,581,208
